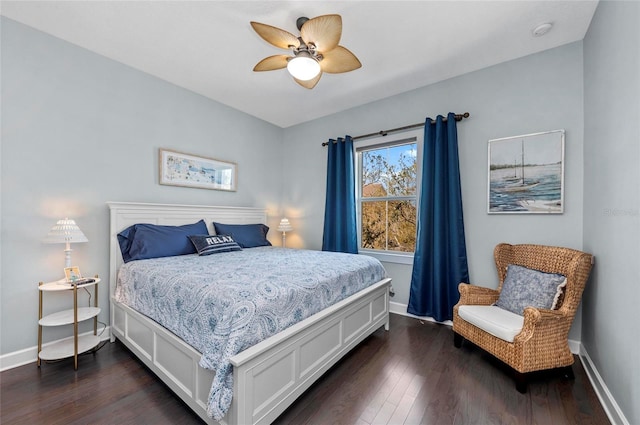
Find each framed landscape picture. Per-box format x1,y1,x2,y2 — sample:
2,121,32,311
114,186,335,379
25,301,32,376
487,130,565,214
159,149,237,191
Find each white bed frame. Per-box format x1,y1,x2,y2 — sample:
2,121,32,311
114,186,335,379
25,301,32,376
108,202,391,425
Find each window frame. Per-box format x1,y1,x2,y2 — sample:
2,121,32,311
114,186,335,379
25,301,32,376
354,129,423,265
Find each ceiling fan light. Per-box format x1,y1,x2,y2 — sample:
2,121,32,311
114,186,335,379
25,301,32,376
287,53,321,81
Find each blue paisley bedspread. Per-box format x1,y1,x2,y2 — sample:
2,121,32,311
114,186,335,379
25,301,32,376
115,247,386,420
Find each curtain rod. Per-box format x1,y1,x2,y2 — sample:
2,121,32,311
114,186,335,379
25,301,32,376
321,112,470,146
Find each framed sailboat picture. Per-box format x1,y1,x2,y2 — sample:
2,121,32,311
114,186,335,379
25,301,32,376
488,130,565,214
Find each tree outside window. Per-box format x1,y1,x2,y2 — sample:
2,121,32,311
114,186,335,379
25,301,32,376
358,141,418,253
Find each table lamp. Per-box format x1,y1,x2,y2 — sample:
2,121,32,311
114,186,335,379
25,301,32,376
43,218,88,268
277,218,293,248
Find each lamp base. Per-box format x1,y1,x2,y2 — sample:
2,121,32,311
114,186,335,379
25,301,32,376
64,246,73,269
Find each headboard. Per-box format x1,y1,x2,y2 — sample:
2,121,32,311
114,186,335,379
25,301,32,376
107,202,268,301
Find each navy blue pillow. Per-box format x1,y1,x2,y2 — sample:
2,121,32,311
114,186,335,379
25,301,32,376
189,234,242,256
212,222,271,248
117,220,208,262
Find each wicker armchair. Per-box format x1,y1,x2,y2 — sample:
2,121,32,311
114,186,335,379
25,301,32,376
452,243,593,392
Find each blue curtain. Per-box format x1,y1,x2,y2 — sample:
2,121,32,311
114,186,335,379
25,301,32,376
408,113,469,322
322,136,358,253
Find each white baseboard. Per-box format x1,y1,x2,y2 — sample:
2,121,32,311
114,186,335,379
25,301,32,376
0,327,111,372
390,301,579,353
568,339,580,354
390,301,453,326
579,345,629,425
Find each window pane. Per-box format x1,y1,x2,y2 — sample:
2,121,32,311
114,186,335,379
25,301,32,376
361,143,417,198
387,200,417,252
362,150,387,198
361,200,417,252
361,201,386,250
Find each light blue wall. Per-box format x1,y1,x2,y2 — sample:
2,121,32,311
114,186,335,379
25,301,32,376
281,42,585,339
0,18,283,354
583,2,640,423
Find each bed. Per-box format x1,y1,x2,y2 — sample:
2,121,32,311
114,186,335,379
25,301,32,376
108,202,392,425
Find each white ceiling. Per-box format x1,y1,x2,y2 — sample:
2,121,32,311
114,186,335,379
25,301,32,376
1,1,598,128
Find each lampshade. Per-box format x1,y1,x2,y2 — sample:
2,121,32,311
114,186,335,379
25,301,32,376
44,218,88,268
287,52,321,81
277,218,293,232
44,218,89,244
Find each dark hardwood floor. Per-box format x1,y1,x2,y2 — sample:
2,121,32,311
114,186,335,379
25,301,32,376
1,314,609,425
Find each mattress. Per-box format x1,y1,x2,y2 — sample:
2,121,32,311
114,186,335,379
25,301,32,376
115,246,386,420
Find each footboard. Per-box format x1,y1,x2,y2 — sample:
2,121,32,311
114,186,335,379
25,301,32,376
111,277,391,425
111,300,218,422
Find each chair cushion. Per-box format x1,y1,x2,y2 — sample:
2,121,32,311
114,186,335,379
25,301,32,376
495,264,566,315
458,305,524,342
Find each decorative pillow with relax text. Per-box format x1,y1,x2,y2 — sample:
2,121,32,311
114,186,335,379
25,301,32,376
189,234,242,256
495,264,567,315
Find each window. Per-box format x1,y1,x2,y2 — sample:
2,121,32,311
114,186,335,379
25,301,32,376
355,130,422,264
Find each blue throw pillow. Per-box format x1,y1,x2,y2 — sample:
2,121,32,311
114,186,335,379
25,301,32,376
189,234,242,256
495,264,567,315
212,222,271,248
117,220,208,262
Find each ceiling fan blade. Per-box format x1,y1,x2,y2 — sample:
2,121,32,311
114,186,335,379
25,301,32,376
253,55,289,72
250,21,300,50
300,14,341,53
320,46,362,74
294,71,322,89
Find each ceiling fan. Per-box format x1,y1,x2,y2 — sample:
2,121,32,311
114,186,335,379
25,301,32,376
250,14,361,89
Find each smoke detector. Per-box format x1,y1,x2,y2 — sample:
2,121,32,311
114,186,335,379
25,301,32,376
532,22,553,37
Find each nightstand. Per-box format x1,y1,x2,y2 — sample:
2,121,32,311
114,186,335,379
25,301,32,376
37,276,101,370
